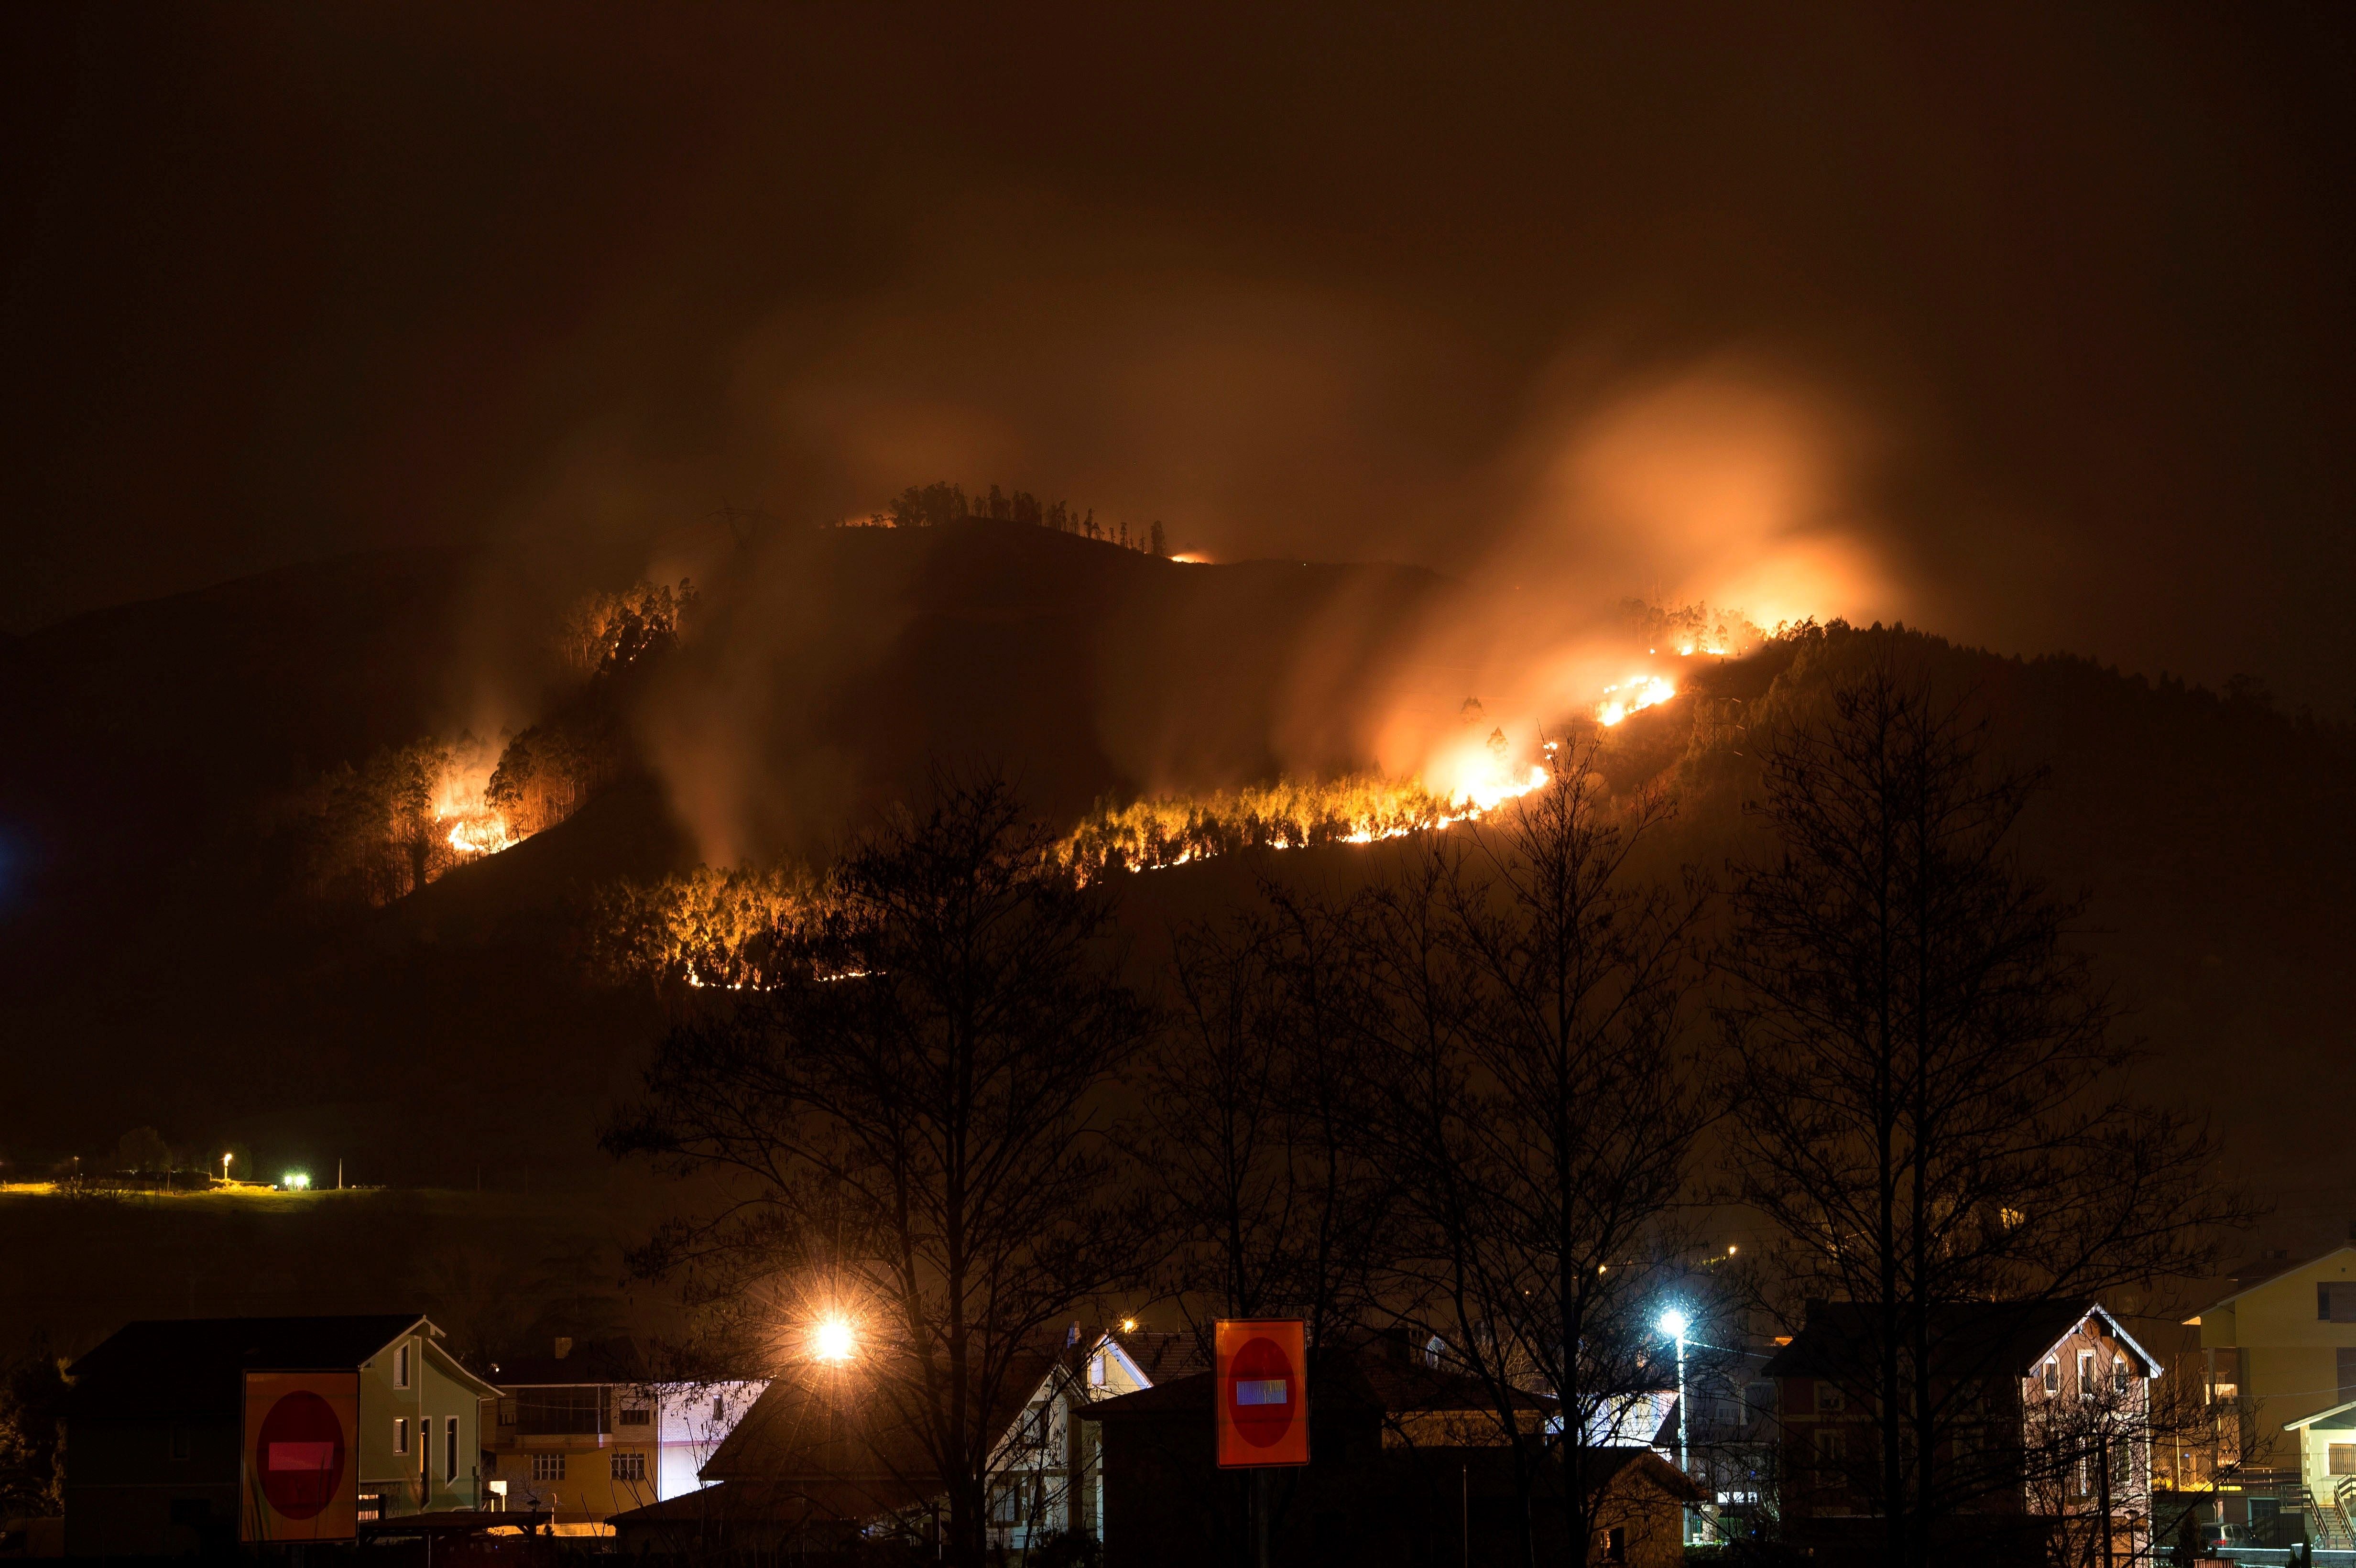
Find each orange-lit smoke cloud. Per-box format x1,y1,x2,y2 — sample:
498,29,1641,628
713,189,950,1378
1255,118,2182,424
1372,354,1909,780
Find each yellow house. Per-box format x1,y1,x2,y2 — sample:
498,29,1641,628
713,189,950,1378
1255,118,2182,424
2187,1246,2356,1470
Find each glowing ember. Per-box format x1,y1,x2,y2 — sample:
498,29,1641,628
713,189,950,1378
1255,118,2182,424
1597,675,1676,726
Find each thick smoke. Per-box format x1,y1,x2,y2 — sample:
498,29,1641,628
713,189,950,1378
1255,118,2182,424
463,204,1920,865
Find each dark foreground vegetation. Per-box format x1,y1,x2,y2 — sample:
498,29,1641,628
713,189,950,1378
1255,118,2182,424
600,644,2245,1568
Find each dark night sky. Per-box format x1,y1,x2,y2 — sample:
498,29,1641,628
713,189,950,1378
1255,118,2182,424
4,3,2352,706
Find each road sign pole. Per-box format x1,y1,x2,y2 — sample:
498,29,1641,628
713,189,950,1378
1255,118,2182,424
1254,1467,1270,1568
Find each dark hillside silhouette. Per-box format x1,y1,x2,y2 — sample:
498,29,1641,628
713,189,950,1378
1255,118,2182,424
2,542,2348,1301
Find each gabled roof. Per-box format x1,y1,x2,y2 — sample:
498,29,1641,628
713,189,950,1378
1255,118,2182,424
1099,1328,1211,1387
69,1315,497,1413
701,1347,1060,1495
2186,1246,2356,1321
1086,1343,1557,1426
1762,1300,2161,1384
2284,1398,2356,1433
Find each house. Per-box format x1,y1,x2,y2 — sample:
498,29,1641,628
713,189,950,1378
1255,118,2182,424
2186,1246,2356,1476
989,1327,1209,1552
607,1324,1202,1557
1764,1299,2160,1567
63,1315,500,1557
1084,1336,1699,1568
478,1337,764,1534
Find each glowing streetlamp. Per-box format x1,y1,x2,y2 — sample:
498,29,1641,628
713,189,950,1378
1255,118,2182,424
1658,1307,1691,1470
220,1152,232,1184
1659,1306,1693,1542
811,1314,856,1364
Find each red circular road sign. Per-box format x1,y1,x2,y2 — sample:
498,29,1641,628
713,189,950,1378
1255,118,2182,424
1224,1334,1298,1448
253,1391,345,1519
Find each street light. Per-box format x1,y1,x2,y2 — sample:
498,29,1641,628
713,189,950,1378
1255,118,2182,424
1659,1307,1691,1536
220,1152,232,1184
812,1314,856,1364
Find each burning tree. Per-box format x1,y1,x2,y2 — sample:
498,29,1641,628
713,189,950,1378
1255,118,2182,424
1718,654,2248,1568
604,772,1154,1568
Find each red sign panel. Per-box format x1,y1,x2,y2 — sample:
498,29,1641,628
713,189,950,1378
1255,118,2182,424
1216,1318,1309,1468
241,1371,359,1542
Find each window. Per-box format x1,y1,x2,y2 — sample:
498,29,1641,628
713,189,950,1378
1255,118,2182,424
445,1416,459,1482
1813,1426,1844,1469
618,1403,652,1427
2322,1283,2356,1322
1603,1525,1627,1562
358,1495,382,1523
712,1395,725,1422
1815,1382,1845,1413
2114,1358,2132,1395
531,1452,566,1482
1089,1354,1106,1388
393,1343,412,1389
497,1397,517,1427
2331,1445,2356,1476
2042,1358,2060,1395
393,1417,409,1456
2078,1350,2096,1397
612,1451,647,1482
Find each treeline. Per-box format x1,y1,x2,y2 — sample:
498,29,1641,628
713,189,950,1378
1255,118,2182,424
602,649,2246,1568
873,479,1169,555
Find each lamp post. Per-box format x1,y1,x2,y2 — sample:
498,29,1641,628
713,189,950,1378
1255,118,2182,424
220,1152,232,1184
1659,1307,1691,1543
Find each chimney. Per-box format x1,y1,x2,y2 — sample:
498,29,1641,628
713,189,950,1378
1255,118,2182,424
553,1337,573,1360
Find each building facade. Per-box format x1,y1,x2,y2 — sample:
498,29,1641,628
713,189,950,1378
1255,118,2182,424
1766,1299,2159,1566
64,1314,498,1556
480,1338,764,1533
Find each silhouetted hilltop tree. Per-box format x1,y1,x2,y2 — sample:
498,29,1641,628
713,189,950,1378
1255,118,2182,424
873,480,1169,554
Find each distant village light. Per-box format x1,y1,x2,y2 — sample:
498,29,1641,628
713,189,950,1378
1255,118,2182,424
282,1171,309,1190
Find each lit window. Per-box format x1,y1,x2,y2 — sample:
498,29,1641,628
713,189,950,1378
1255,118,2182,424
612,1452,647,1482
531,1452,566,1482
1090,1354,1106,1388
393,1418,409,1456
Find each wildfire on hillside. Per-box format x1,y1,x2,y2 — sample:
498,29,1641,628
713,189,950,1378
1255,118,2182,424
433,751,520,859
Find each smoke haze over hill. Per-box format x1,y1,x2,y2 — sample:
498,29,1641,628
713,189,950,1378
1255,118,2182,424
4,4,2354,714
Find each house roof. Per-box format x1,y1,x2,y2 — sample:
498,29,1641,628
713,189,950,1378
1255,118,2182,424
1582,1447,1709,1504
700,1347,1062,1496
1086,1342,1557,1426
1101,1328,1211,1386
2284,1399,2356,1433
1762,1300,2161,1384
69,1315,496,1414
2185,1246,2356,1321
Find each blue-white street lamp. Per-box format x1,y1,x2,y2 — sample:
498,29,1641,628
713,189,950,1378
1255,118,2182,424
1659,1306,1692,1540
